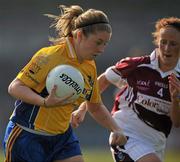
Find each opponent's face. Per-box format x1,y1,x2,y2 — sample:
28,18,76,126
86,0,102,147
157,27,180,71
76,31,111,62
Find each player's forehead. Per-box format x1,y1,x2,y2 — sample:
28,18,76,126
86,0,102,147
87,31,111,42
159,27,180,42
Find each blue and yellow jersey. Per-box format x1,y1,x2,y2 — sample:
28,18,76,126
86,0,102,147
10,37,101,134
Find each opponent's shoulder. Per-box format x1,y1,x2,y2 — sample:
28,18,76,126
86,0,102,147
116,55,150,69
118,55,150,65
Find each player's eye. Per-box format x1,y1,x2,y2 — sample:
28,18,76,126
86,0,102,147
170,41,178,47
160,39,167,45
96,41,108,46
96,41,103,45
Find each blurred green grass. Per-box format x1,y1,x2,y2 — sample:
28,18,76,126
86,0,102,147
83,149,180,162
1,149,180,162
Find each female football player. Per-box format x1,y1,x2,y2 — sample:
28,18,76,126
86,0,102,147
3,5,126,162
71,17,180,162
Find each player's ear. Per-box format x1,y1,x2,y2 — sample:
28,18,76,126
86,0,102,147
77,30,83,41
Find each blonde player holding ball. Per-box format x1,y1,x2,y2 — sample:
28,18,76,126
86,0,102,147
3,5,126,162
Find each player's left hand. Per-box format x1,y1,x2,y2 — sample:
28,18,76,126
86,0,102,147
168,73,180,101
71,102,87,128
109,130,127,146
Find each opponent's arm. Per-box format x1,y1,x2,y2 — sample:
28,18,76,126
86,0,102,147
87,101,127,146
98,72,111,93
169,73,180,127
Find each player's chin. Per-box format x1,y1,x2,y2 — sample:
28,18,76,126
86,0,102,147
90,55,98,60
87,57,94,61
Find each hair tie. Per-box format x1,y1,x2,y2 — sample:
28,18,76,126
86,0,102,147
76,21,109,29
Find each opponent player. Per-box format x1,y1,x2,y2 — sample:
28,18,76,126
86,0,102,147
3,5,126,162
71,17,180,162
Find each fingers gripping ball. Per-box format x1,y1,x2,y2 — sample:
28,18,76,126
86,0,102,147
46,65,84,103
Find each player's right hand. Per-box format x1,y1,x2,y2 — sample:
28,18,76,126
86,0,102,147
109,130,127,146
44,85,74,107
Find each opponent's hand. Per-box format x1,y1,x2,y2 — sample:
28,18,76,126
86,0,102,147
109,130,127,146
169,73,180,101
44,85,74,107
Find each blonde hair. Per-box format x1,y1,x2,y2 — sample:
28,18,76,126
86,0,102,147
152,17,180,45
46,5,112,44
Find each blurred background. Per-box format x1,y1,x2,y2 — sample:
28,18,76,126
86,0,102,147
0,0,180,160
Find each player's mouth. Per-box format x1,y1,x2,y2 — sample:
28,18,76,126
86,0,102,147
163,54,172,58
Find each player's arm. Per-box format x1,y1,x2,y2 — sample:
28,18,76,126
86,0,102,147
86,101,127,146
102,66,127,89
71,69,113,128
98,72,111,93
71,66,126,128
8,78,73,107
8,78,45,106
169,73,180,127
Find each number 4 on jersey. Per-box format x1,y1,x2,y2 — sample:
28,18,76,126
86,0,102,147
157,88,163,97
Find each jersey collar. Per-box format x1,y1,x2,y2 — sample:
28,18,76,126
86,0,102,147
66,37,77,59
150,49,180,77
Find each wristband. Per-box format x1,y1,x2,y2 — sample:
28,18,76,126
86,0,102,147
43,99,47,107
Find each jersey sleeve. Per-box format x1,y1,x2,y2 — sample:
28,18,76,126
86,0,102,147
105,56,149,87
105,65,127,88
17,48,51,92
115,56,149,77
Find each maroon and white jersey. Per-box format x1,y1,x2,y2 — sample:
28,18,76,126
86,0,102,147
105,50,180,137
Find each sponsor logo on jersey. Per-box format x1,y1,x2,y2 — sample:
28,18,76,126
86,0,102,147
29,55,49,74
137,80,151,91
155,81,168,89
135,92,170,115
137,80,150,87
24,71,40,84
